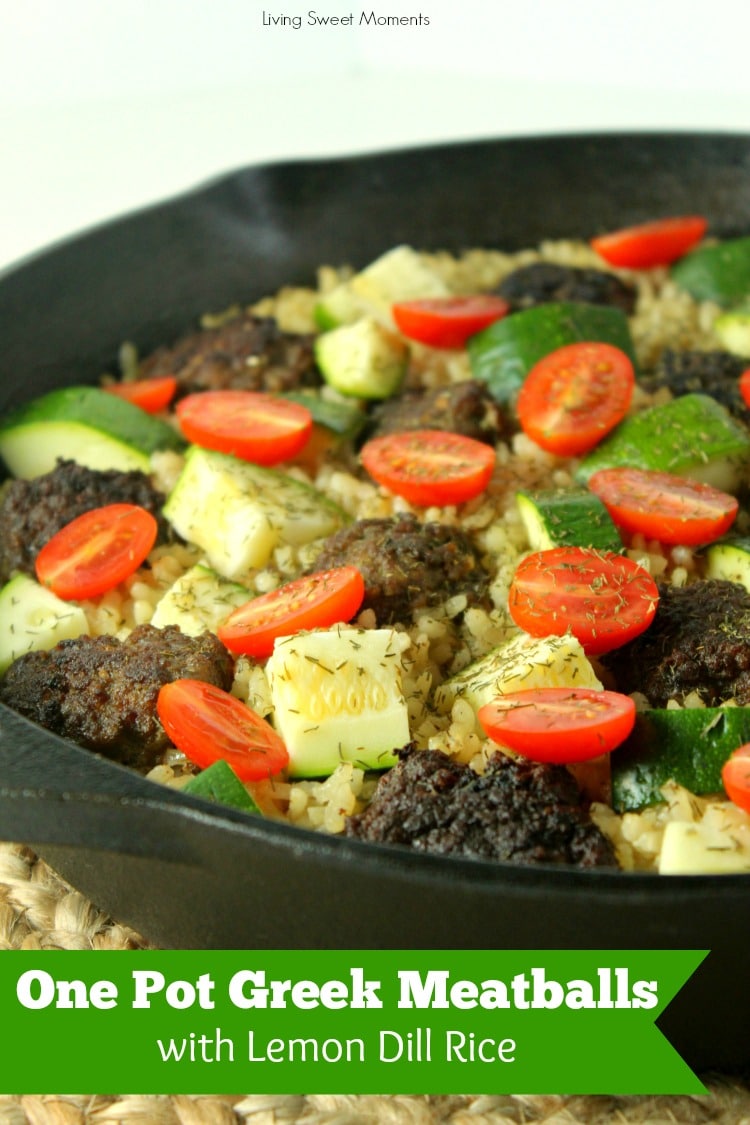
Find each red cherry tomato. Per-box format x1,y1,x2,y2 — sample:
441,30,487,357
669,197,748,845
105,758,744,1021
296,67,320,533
104,375,178,413
218,566,366,659
722,744,750,814
478,686,636,764
508,546,659,656
516,341,635,457
391,295,510,349
588,466,738,546
360,429,496,506
175,390,313,465
739,368,750,409
157,679,289,782
590,215,707,269
35,504,158,601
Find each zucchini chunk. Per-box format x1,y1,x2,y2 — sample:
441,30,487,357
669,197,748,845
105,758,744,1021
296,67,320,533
314,244,450,329
611,706,750,812
670,236,750,306
182,760,262,814
703,536,750,591
0,386,184,478
266,627,410,778
713,304,750,357
516,487,622,552
576,392,750,492
314,317,409,399
436,631,603,733
659,819,750,874
150,564,252,636
163,446,348,579
0,573,88,674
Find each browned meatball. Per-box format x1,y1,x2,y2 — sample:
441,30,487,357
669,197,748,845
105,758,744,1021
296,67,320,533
309,514,490,624
367,380,504,445
0,625,234,771
346,748,617,868
138,311,321,397
496,262,636,315
0,459,171,584
602,579,750,707
641,348,750,420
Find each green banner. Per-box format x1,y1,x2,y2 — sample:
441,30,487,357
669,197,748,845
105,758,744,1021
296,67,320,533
0,949,706,1095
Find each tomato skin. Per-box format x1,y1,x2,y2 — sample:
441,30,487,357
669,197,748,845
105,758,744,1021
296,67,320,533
392,295,511,349
588,466,738,546
591,215,707,269
360,429,496,507
722,744,750,814
175,390,313,465
218,566,366,659
478,687,636,764
508,546,659,656
739,368,750,409
516,341,634,457
104,375,178,413
157,678,289,782
35,504,158,601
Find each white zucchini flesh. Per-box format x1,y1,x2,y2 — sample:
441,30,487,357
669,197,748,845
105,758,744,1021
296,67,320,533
0,573,88,674
266,627,411,778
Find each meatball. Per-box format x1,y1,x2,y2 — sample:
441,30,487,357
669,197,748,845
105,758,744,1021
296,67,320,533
309,514,490,624
366,380,504,446
602,578,750,707
0,624,234,771
640,348,750,420
138,311,320,397
346,748,617,868
0,459,171,584
496,262,636,315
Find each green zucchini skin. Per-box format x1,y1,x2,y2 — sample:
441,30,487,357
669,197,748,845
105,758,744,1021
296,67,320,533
0,385,186,477
467,301,637,404
516,487,622,552
182,760,261,813
671,236,750,306
611,706,750,812
280,390,366,438
576,392,750,491
0,385,185,454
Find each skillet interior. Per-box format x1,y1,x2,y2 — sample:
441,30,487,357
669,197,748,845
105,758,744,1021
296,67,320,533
1,132,749,1071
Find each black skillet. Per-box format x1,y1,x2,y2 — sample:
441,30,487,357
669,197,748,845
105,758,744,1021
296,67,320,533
1,133,749,1073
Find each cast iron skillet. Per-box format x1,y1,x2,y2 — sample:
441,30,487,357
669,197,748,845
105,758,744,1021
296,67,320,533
1,133,749,1072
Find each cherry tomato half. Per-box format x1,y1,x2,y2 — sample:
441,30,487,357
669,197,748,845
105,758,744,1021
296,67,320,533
590,215,707,269
739,368,750,409
508,546,659,656
35,504,158,601
218,566,366,659
104,375,178,413
478,686,636,764
722,744,750,814
588,466,738,546
360,429,496,507
175,390,313,465
157,678,289,782
392,295,511,349
516,341,635,457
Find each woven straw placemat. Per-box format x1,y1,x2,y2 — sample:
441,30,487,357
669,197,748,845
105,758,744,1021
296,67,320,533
1,841,748,1125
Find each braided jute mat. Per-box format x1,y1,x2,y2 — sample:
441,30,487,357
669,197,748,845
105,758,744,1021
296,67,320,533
1,843,749,1125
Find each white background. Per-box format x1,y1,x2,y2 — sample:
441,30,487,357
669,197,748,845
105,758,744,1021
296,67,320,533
2,0,750,271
